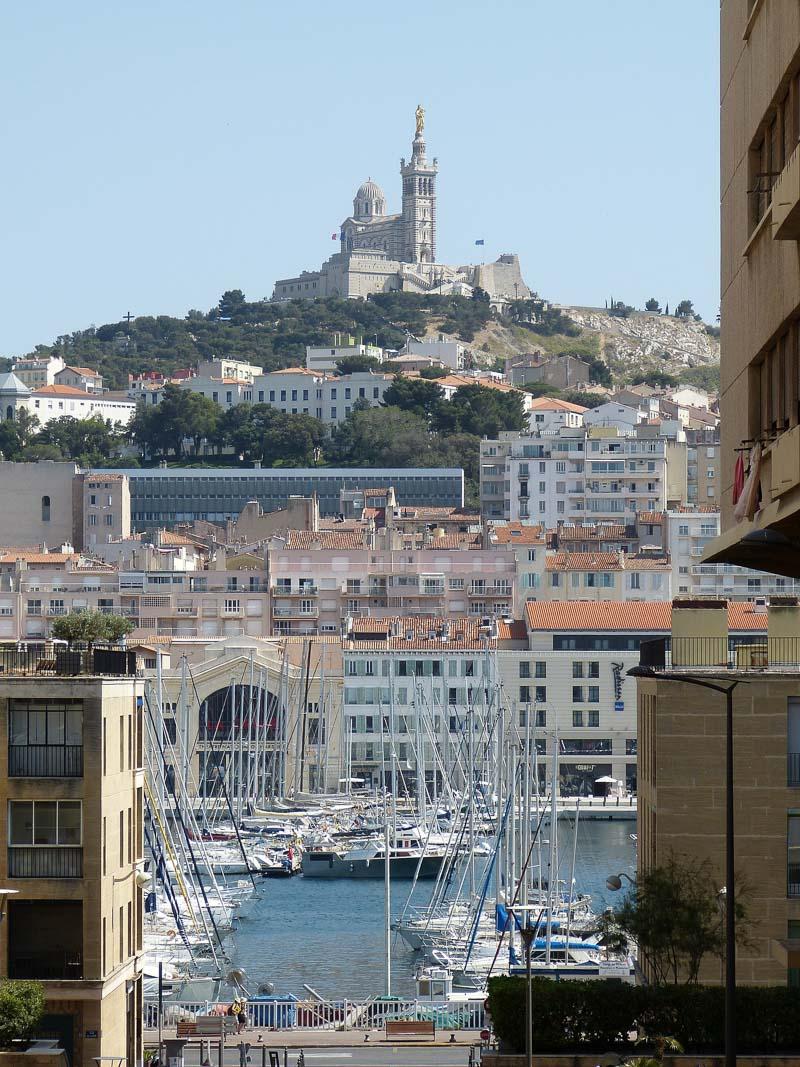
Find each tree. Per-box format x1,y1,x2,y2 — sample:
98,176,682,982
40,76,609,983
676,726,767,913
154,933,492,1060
561,389,608,409
0,980,44,1048
675,299,695,319
329,406,441,467
586,357,612,388
34,415,121,466
51,610,133,648
334,355,381,375
218,289,246,318
129,385,218,459
434,384,526,437
598,853,751,985
645,298,662,313
0,420,25,460
382,376,444,424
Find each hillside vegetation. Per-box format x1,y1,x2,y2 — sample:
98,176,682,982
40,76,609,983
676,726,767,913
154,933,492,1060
3,290,719,392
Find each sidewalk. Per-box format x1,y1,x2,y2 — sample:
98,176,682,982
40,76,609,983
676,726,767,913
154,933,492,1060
144,1027,482,1049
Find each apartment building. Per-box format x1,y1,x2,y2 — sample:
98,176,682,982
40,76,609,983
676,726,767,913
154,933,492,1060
685,426,720,506
543,551,672,601
713,3,800,571
666,509,800,599
81,474,131,547
480,425,684,525
527,396,587,433
267,528,517,636
0,656,143,1064
636,598,800,984
305,339,384,373
251,368,393,424
11,354,66,389
53,366,104,393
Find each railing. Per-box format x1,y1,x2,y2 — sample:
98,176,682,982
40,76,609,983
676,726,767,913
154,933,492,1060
9,745,83,778
0,646,136,677
790,753,800,787
790,864,800,898
8,846,83,878
9,950,83,980
144,997,486,1032
638,636,800,673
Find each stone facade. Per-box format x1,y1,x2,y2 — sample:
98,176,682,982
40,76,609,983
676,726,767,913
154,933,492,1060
272,111,530,303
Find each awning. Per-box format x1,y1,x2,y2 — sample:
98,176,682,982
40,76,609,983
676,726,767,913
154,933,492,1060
702,522,800,579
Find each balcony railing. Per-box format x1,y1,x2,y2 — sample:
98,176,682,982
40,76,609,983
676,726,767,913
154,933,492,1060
0,647,136,677
638,637,800,673
9,950,83,980
9,745,83,778
789,864,800,898
789,753,800,787
8,847,83,878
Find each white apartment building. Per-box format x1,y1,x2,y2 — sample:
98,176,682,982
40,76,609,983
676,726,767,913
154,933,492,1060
543,551,672,601
400,337,466,371
305,340,384,374
11,354,65,388
480,425,685,526
665,509,800,599
527,397,586,433
196,358,263,382
1,373,136,428
252,369,393,424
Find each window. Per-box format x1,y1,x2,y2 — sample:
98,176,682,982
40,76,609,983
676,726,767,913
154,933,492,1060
789,814,800,897
572,686,584,702
8,800,82,878
527,549,536,561
572,710,584,727
105,514,113,526
519,662,530,678
9,700,83,777
89,514,97,526
519,685,531,703
588,710,600,727
535,686,546,703
535,662,546,678
588,662,599,678
572,662,583,678
41,495,50,522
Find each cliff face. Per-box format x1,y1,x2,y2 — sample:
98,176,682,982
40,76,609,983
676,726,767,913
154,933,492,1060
565,307,720,371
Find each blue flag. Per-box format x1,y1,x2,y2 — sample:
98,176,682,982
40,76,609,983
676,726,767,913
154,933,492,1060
475,239,485,246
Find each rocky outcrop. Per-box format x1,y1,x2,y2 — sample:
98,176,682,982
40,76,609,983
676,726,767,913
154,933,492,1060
565,307,719,369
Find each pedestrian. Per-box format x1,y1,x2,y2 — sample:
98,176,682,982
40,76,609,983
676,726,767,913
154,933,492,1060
237,999,248,1033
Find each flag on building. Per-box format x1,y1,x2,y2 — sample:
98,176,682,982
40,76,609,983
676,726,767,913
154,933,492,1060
475,239,485,246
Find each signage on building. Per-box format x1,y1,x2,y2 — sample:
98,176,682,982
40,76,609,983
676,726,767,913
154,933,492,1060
611,661,624,701
614,701,624,712
85,1030,99,1039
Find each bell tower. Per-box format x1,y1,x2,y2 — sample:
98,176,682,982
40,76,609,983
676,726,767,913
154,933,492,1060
400,106,437,264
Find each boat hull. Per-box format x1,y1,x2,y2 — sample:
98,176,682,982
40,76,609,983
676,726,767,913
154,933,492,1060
302,854,444,879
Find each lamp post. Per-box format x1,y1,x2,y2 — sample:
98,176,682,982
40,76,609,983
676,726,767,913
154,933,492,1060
519,924,535,1067
605,871,636,893
629,666,740,1067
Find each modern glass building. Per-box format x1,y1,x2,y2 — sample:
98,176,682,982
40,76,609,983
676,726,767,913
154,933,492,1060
100,467,465,527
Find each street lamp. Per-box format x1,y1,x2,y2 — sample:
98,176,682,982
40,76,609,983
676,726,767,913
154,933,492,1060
605,871,636,893
519,924,536,1067
629,665,741,1067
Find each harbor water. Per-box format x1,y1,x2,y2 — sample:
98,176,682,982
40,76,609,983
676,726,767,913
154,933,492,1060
228,820,636,999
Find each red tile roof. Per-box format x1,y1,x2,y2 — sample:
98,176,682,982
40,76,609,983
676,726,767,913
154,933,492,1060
546,552,621,571
528,396,588,414
526,601,768,632
490,523,546,544
33,384,92,397
556,524,629,541
286,530,365,550
637,512,664,524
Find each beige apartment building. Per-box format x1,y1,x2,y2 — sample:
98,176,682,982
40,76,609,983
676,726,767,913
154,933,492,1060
0,658,143,1064
715,2,800,567
637,599,800,984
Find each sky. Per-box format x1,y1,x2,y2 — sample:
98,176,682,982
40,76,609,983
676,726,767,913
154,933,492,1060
0,1,720,356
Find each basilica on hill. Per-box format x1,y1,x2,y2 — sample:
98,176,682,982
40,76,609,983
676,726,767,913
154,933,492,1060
271,108,530,304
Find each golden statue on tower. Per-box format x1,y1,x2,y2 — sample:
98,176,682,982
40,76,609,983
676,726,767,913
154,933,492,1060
415,104,425,137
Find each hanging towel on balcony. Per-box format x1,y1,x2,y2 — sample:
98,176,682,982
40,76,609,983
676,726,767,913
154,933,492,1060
732,452,745,505
733,443,762,522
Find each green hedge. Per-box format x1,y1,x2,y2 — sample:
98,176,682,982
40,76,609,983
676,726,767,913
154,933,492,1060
487,978,800,1054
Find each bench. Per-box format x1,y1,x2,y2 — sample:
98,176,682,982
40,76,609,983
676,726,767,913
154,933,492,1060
175,1016,238,1039
385,1020,436,1040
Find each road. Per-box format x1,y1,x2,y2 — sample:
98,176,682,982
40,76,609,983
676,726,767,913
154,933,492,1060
172,1044,475,1067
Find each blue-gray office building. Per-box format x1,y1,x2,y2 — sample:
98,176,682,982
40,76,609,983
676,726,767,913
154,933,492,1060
102,467,465,527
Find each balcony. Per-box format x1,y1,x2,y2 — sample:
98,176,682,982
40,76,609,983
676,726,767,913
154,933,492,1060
8,847,83,878
772,142,800,240
789,753,800,787
220,608,244,618
637,636,800,673
9,949,83,980
273,605,319,619
0,647,136,679
790,864,800,899
9,745,83,778
271,585,318,597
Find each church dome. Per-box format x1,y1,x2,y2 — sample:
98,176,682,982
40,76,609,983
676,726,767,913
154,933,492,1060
354,178,386,219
